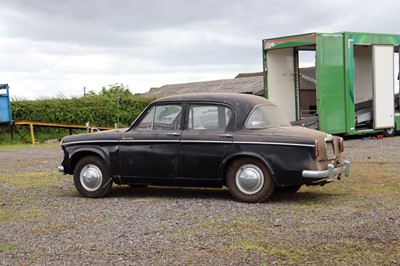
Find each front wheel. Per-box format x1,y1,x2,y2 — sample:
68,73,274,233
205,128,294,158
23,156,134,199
73,156,113,198
226,158,275,203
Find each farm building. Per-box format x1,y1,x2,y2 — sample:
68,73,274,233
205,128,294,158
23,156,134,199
142,70,316,100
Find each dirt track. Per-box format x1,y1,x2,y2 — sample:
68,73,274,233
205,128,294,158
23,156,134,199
0,136,399,265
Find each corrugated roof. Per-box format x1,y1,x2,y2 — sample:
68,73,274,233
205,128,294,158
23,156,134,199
141,74,264,98
141,68,316,98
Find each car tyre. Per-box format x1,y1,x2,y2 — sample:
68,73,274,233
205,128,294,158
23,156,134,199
226,158,275,203
73,156,113,198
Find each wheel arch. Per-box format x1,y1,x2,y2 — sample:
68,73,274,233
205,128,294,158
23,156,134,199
68,148,110,175
220,152,276,186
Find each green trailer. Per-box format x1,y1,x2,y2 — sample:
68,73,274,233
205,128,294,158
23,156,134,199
262,32,400,136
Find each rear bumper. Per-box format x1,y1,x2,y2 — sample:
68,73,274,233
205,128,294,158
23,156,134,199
302,160,350,181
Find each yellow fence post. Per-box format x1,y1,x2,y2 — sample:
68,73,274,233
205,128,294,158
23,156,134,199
29,123,35,145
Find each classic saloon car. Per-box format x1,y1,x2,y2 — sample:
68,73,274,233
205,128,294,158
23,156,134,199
59,93,350,203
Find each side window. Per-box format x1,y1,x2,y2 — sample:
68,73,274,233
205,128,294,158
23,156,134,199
136,104,182,131
244,104,290,129
187,104,231,131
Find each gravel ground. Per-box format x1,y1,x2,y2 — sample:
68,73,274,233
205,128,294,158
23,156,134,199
0,136,399,265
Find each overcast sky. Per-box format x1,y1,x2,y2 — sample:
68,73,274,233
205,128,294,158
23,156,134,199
1,0,399,99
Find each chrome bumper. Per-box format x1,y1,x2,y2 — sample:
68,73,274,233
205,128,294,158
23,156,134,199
302,160,350,181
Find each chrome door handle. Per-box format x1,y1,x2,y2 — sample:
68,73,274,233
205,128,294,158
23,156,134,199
219,134,233,138
167,132,181,137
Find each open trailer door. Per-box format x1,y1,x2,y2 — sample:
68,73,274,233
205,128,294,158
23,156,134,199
372,45,395,130
265,48,297,122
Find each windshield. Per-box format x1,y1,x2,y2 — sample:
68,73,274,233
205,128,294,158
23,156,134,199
245,104,291,129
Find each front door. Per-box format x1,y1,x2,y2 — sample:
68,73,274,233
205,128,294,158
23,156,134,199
118,103,183,179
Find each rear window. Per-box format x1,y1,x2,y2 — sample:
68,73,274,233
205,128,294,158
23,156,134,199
187,104,231,131
245,104,290,129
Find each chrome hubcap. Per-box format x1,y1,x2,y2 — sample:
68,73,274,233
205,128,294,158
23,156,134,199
236,164,264,195
80,164,102,192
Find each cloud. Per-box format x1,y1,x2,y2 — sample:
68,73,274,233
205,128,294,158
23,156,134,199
0,0,400,98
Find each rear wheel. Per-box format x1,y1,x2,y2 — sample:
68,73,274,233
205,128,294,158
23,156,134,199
226,158,275,203
73,156,113,198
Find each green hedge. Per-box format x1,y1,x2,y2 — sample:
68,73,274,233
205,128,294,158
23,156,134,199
11,86,152,128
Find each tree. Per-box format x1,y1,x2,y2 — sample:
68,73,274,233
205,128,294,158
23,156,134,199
99,83,132,98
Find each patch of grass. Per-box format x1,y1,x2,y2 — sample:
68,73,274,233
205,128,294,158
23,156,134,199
33,223,73,235
0,243,15,253
232,241,302,262
307,238,400,264
339,162,400,198
229,237,400,265
0,208,14,223
0,142,60,150
0,172,61,189
0,207,45,224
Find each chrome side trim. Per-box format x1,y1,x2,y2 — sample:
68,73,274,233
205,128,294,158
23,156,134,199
120,140,180,143
62,140,119,146
234,141,315,148
63,139,314,148
181,140,232,144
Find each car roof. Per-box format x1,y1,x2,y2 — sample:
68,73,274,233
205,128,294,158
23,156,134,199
151,93,277,131
153,93,272,107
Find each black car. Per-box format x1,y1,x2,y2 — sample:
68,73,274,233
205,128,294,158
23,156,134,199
58,93,350,203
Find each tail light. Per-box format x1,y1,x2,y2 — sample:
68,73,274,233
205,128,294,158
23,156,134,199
339,138,344,152
315,139,320,157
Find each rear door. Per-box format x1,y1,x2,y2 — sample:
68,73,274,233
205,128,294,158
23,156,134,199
180,103,234,180
373,45,395,129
